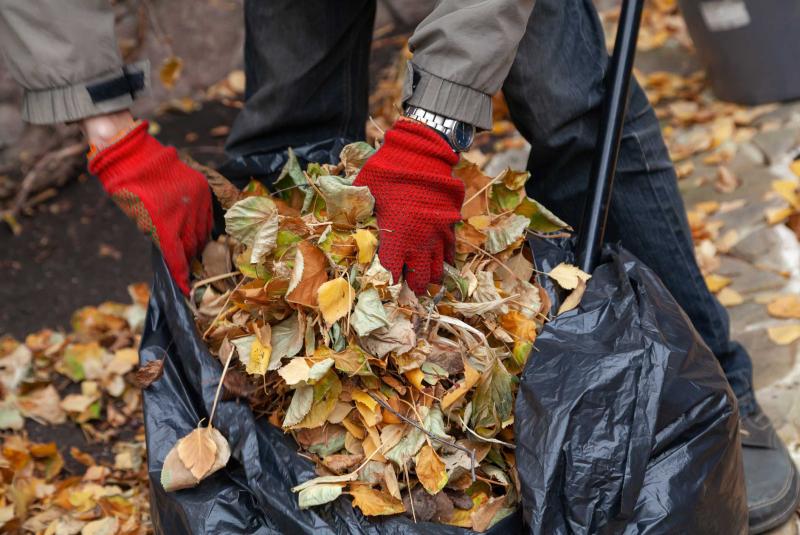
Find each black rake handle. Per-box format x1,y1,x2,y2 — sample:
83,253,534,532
575,0,646,272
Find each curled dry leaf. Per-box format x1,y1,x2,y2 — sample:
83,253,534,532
176,427,218,480
133,359,165,389
547,263,591,291
161,426,231,492
558,278,587,315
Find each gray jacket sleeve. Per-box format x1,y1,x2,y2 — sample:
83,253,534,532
0,0,148,124
403,0,536,130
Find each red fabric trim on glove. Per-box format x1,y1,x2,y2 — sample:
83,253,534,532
354,119,464,294
89,121,213,295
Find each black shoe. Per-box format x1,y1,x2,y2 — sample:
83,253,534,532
742,405,800,533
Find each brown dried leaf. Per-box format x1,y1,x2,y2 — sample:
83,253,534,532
176,427,218,480
286,241,329,308
133,359,165,388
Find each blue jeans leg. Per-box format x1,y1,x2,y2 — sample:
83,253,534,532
502,0,755,413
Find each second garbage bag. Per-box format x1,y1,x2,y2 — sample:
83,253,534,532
518,239,747,533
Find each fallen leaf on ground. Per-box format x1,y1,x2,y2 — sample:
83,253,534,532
717,287,744,307
767,324,800,345
704,274,732,293
767,295,800,319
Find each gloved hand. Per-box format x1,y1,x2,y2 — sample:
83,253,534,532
354,119,463,294
88,121,213,295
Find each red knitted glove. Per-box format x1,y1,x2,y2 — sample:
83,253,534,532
89,122,213,295
354,119,463,294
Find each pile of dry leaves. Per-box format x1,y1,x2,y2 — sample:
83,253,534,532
0,285,153,533
172,144,584,531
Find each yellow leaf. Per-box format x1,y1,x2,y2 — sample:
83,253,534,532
176,427,218,480
445,491,489,527
704,274,732,293
717,287,744,307
246,332,272,376
350,390,378,411
341,414,366,440
404,368,425,391
415,445,448,494
772,180,800,210
353,229,377,264
791,160,800,178
318,278,355,325
694,201,720,215
467,214,492,231
348,484,405,516
442,360,481,410
159,56,183,90
355,401,382,427
768,324,800,345
765,206,794,225
498,310,538,343
767,295,800,319
558,278,587,315
547,263,591,290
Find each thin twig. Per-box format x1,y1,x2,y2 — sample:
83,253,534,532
191,271,241,289
366,392,476,482
458,416,516,449
208,341,235,427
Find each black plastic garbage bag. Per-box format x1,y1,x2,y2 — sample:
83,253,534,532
140,236,746,534
516,239,748,534
140,248,522,534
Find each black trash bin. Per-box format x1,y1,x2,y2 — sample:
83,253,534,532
678,0,800,104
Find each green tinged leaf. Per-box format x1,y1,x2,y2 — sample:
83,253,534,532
340,142,376,176
516,197,570,233
491,183,524,212
274,148,310,203
351,289,390,336
274,230,302,260
308,358,335,382
384,406,451,466
307,429,346,457
298,483,344,508
317,175,374,227
283,385,314,427
333,347,373,376
470,359,514,437
224,196,280,263
231,335,255,367
484,214,530,254
269,313,304,369
292,370,342,429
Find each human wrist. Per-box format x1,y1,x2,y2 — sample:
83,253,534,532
82,110,137,156
403,105,475,152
